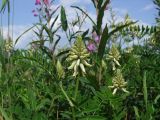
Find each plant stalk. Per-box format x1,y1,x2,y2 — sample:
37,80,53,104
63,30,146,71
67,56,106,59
74,77,79,101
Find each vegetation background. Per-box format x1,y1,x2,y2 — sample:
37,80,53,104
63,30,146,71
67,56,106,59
0,0,160,119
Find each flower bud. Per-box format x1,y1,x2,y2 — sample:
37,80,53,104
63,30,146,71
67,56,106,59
56,60,65,79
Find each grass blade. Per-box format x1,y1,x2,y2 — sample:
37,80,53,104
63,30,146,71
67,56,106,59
14,25,36,46
143,71,148,110
133,106,140,120
0,106,11,120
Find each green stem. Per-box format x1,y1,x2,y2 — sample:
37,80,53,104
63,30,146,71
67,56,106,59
71,107,76,120
74,77,79,101
59,82,74,107
60,82,76,119
98,66,102,86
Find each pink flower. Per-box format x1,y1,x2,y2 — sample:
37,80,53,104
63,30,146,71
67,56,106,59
43,0,49,5
95,36,100,43
35,0,41,5
92,31,100,43
92,31,97,38
34,13,38,17
87,43,96,52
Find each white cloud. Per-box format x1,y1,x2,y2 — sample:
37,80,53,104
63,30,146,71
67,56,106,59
2,25,36,49
113,8,128,15
143,4,154,11
59,0,91,6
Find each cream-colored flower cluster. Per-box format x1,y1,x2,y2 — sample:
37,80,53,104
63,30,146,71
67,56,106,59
107,44,129,95
108,69,129,95
106,44,121,70
67,36,92,77
5,40,13,52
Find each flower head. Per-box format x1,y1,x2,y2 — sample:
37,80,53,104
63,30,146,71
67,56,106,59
5,39,13,52
33,0,51,18
92,31,100,43
108,69,129,95
34,13,38,17
106,44,121,70
95,36,100,43
67,36,92,77
56,60,65,79
87,43,96,52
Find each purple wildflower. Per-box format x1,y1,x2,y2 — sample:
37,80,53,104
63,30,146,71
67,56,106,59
35,0,41,5
34,13,38,17
95,36,100,43
87,43,96,52
92,31,101,43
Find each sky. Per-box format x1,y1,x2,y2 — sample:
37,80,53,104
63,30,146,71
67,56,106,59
1,0,158,48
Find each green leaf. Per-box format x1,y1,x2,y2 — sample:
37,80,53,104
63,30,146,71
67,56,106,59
109,21,137,37
145,26,150,34
80,116,106,120
61,6,68,31
82,29,89,38
71,6,96,26
32,112,47,120
36,99,50,111
56,49,70,57
97,23,109,60
154,94,160,104
52,35,61,53
0,106,11,120
98,21,136,60
146,104,155,116
40,46,52,59
42,24,54,42
141,25,145,34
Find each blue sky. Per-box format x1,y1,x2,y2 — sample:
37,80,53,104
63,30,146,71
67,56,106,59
2,0,157,25
1,0,158,48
